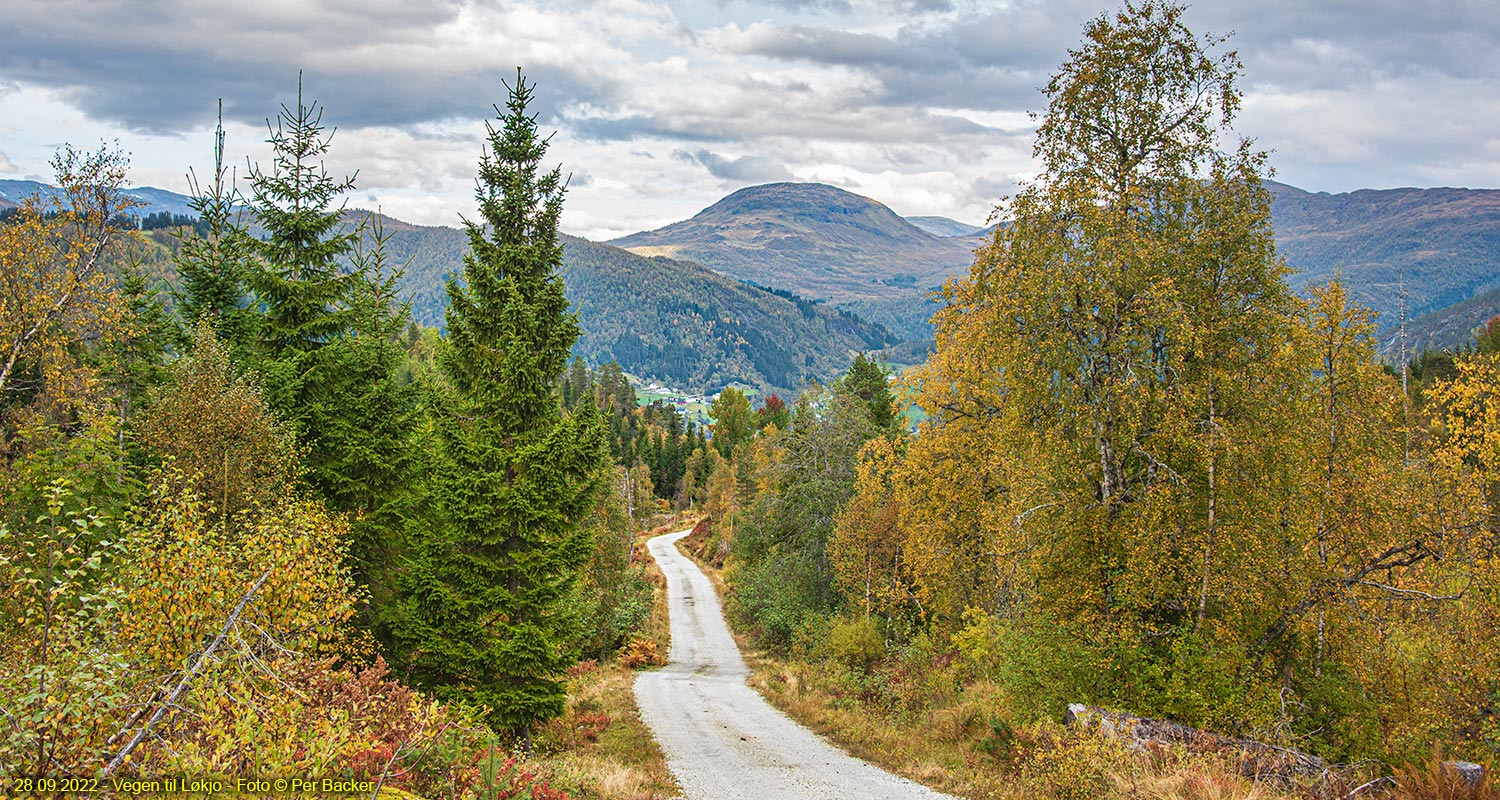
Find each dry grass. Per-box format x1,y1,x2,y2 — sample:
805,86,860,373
746,658,1320,800
522,520,690,800
1389,757,1497,800
528,656,678,799
1110,767,1278,800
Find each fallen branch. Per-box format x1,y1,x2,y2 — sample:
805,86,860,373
1065,703,1327,782
104,569,272,776
1342,776,1395,798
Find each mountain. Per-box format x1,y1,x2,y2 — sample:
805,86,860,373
610,180,1500,349
345,215,899,394
905,215,986,238
0,180,200,217
0,180,56,209
609,183,982,340
1267,181,1500,339
1397,285,1500,356
17,176,1500,376
4,176,894,393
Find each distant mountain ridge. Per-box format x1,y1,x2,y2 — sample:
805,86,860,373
905,215,987,238
364,216,898,393
0,179,201,217
1267,181,1500,340
609,182,984,341
12,176,1500,373
610,183,980,302
612,180,1500,353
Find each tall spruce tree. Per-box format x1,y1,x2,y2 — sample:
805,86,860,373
238,82,413,596
387,70,608,748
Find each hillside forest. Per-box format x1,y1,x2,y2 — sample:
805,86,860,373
3,1,1500,797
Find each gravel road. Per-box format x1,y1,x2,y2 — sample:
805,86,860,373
634,529,956,800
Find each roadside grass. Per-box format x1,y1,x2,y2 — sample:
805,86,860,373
523,517,689,800
676,525,1312,800
529,660,678,800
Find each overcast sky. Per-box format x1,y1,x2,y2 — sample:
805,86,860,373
1,0,1496,240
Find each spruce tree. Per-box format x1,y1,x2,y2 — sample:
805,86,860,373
245,76,359,357
387,70,607,747
238,82,413,595
174,101,255,352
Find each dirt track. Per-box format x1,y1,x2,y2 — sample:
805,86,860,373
634,529,956,800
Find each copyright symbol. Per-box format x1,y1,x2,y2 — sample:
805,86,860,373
274,779,288,791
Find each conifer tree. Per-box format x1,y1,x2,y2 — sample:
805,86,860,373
105,267,174,455
245,76,359,357
837,352,899,434
312,215,415,583
387,71,607,748
710,387,754,457
174,102,255,351
237,82,413,593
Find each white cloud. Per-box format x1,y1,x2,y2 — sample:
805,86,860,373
0,0,1494,238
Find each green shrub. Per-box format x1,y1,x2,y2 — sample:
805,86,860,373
826,615,885,671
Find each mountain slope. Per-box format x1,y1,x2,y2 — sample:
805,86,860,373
366,217,897,393
4,176,893,395
1268,181,1500,329
610,180,1500,348
905,215,986,238
0,180,201,217
17,178,1500,372
1397,284,1500,356
610,183,978,303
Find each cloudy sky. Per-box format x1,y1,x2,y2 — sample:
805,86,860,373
1,0,1496,240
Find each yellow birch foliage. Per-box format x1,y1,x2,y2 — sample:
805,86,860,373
139,323,296,520
119,470,358,672
830,436,911,620
1430,352,1500,479
0,145,133,428
851,6,1500,760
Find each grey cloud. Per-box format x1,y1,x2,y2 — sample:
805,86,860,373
762,0,853,13
0,152,18,175
726,2,1097,110
574,104,997,145
0,0,622,133
1185,2,1500,85
571,115,738,143
762,0,954,12
732,1,1500,111
731,25,931,68
673,148,794,181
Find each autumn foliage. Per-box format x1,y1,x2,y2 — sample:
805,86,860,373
711,0,1500,785
0,79,630,795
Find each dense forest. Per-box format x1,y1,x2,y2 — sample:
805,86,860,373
688,1,1500,791
0,76,708,794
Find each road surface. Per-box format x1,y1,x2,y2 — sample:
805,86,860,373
634,529,956,800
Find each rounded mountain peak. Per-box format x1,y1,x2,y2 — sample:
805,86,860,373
702,182,884,217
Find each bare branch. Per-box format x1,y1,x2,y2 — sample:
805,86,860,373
104,569,272,775
1354,580,1464,602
